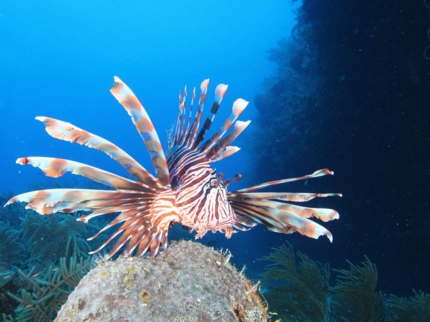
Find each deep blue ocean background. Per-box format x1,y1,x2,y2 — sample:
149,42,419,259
1,0,430,319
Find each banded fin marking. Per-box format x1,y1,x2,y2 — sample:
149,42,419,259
201,98,249,153
5,189,151,215
208,120,251,161
185,79,209,147
229,192,342,202
232,169,337,193
209,146,240,162
16,157,152,192
193,84,228,149
110,76,170,187
36,116,162,189
231,202,334,242
229,197,340,222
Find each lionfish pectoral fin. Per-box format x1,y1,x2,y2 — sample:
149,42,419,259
228,169,341,242
15,157,153,192
232,202,335,242
87,197,181,258
110,76,170,187
7,186,180,258
35,116,161,188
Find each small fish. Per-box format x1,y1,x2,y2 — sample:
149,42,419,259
6,77,341,258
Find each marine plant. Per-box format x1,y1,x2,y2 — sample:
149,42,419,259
385,289,430,321
3,256,91,322
0,221,25,267
330,256,385,321
261,243,430,322
20,211,90,268
260,242,330,321
0,203,94,320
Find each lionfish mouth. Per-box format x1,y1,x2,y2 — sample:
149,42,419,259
6,76,342,258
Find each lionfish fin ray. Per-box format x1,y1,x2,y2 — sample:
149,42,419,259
201,98,249,153
185,79,209,147
16,157,152,191
193,84,228,149
231,202,334,242
229,197,339,222
232,169,336,193
110,76,170,187
178,86,196,147
207,120,251,160
229,191,342,202
5,188,152,215
86,190,180,258
209,146,240,162
35,116,161,189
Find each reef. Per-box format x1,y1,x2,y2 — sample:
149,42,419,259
55,240,267,322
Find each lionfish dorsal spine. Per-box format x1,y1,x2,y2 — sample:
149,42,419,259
173,86,186,147
202,98,249,157
180,87,196,146
207,120,251,161
185,79,209,148
110,76,170,187
192,83,229,151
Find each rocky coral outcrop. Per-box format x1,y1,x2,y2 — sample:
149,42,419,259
55,240,267,322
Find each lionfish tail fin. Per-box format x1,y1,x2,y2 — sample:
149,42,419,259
228,169,342,242
110,76,170,187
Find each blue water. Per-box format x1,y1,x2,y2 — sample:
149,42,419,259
1,0,298,291
2,0,430,319
1,0,296,194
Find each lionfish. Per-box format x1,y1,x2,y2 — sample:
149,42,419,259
6,77,341,258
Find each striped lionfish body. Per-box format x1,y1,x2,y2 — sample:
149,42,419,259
6,77,341,258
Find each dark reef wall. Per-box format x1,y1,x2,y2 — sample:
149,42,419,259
251,0,430,296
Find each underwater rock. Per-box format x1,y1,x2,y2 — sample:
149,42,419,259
55,240,266,322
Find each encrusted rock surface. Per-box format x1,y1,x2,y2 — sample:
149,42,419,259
55,240,267,321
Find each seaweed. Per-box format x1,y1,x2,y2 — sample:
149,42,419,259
4,256,92,322
260,243,430,322
0,201,95,321
20,211,91,268
0,222,25,267
260,242,330,321
330,256,385,322
385,289,430,322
